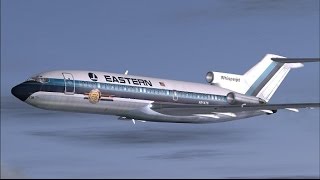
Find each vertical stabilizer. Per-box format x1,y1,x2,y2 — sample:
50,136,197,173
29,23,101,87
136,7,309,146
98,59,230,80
243,54,303,102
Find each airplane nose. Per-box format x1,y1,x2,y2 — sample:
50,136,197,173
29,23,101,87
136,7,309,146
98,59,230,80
11,82,42,101
11,84,30,101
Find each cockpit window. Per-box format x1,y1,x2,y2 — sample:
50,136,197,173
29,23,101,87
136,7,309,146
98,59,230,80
27,76,49,83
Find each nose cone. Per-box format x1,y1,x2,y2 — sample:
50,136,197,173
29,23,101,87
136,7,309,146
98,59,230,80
11,84,30,101
11,81,42,102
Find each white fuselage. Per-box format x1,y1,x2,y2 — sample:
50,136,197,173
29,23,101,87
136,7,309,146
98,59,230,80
12,70,266,123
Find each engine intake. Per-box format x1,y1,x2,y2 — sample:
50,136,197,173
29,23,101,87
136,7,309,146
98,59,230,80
226,92,266,105
206,72,214,83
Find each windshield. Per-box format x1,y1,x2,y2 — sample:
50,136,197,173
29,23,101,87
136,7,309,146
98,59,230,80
27,75,49,83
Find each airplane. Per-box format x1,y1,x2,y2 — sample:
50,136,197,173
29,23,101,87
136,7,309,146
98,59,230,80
11,54,320,124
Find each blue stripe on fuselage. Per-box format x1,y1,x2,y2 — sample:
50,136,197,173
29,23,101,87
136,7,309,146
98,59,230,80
39,78,229,105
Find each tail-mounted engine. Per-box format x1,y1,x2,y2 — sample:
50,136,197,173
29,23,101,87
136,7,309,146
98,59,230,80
206,71,243,84
226,92,266,105
206,71,248,94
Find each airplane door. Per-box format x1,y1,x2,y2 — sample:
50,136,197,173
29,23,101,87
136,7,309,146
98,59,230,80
62,73,75,95
173,90,178,101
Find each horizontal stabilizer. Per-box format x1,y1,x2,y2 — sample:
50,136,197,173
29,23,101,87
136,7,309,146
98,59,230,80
271,58,320,63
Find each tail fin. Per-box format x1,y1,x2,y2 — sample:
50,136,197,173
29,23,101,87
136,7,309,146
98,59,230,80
243,54,305,102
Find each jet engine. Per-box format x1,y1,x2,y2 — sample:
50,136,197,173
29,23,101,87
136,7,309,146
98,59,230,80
205,71,248,93
226,92,266,105
206,71,242,84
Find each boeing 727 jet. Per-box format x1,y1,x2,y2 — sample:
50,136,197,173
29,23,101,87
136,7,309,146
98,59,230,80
11,54,320,123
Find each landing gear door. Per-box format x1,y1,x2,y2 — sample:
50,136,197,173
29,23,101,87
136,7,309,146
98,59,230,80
62,73,75,95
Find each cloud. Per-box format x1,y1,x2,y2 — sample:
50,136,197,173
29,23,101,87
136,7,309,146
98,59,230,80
143,149,224,160
174,0,319,23
27,126,249,145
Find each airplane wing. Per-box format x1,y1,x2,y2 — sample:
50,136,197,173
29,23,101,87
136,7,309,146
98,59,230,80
150,102,320,116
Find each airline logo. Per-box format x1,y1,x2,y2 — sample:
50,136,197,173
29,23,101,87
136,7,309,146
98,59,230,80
88,72,153,86
104,75,153,87
88,89,101,104
88,73,98,81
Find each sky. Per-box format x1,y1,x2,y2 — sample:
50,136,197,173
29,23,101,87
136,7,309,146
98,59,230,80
1,0,319,98
1,0,319,178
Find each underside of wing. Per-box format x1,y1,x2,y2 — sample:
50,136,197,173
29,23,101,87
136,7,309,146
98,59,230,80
151,102,320,116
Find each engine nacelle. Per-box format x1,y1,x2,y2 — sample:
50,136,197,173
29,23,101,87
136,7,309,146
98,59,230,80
206,71,243,84
226,92,266,105
206,71,248,94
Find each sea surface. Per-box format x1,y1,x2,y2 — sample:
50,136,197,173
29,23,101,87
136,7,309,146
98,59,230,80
1,96,319,178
